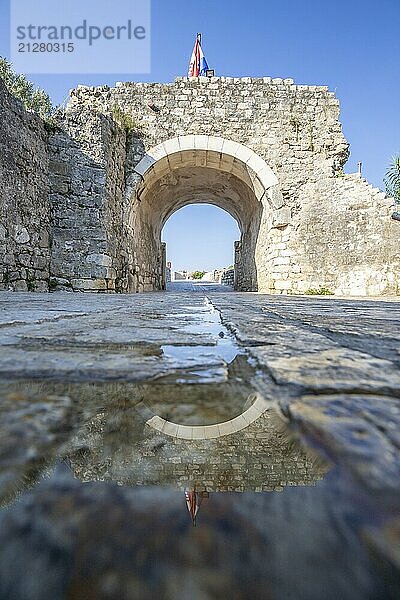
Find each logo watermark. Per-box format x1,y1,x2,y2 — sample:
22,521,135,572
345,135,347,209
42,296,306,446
10,0,151,74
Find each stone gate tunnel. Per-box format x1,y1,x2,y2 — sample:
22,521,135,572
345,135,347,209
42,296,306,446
42,77,399,296
133,136,278,291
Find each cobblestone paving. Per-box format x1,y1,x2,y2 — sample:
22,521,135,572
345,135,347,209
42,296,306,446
0,284,399,599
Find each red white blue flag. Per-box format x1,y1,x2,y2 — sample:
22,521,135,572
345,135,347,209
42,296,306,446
188,33,209,77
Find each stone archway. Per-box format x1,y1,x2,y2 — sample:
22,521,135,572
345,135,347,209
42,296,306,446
45,80,399,296
129,135,280,292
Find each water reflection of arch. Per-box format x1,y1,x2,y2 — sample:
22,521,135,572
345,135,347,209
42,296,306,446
0,381,330,503
139,393,269,440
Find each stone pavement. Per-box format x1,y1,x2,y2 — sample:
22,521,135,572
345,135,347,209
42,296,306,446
210,291,400,502
0,285,399,495
0,284,399,599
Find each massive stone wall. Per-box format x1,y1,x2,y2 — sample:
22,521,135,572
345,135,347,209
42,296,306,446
48,106,126,291
51,76,398,295
0,79,50,292
286,174,399,295
0,75,398,295
56,77,345,293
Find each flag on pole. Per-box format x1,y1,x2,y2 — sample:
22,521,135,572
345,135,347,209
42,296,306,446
188,33,209,77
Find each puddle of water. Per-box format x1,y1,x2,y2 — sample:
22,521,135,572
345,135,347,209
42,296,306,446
162,297,245,370
156,366,229,384
0,377,328,493
0,372,394,600
140,382,253,425
161,343,241,366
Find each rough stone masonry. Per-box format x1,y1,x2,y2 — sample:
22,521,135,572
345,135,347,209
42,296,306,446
0,79,50,292
0,75,399,294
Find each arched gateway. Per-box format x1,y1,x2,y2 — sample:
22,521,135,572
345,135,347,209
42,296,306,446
132,135,279,291
46,77,399,295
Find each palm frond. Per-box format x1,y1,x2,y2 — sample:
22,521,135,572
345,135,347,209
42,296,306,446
384,154,400,203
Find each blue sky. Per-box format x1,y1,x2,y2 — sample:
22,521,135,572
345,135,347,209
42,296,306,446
1,0,399,271
163,205,240,272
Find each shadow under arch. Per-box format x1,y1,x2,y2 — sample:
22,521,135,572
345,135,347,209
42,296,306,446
131,135,280,291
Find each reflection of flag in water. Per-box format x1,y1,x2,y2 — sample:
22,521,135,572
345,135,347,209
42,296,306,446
188,33,209,77
185,489,209,526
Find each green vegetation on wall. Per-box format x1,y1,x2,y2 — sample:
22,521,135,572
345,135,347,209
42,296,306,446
304,287,333,295
112,104,142,135
0,57,53,119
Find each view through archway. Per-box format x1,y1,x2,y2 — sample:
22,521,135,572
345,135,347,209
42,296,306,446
162,204,241,287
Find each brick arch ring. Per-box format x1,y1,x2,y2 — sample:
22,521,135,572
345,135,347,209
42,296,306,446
133,134,279,205
135,392,269,440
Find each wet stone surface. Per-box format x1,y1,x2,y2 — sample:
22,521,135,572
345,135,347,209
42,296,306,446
0,390,72,506
0,283,399,599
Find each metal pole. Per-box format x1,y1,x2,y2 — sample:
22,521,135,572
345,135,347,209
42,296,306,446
357,161,362,176
197,32,201,44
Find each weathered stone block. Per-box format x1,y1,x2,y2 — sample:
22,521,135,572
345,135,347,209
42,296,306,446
49,160,70,176
18,254,31,267
273,207,292,228
274,280,292,290
13,280,28,291
14,226,30,244
86,253,113,267
71,278,108,291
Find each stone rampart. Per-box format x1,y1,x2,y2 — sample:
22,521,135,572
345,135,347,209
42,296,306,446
0,75,398,295
50,76,397,294
0,79,50,292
